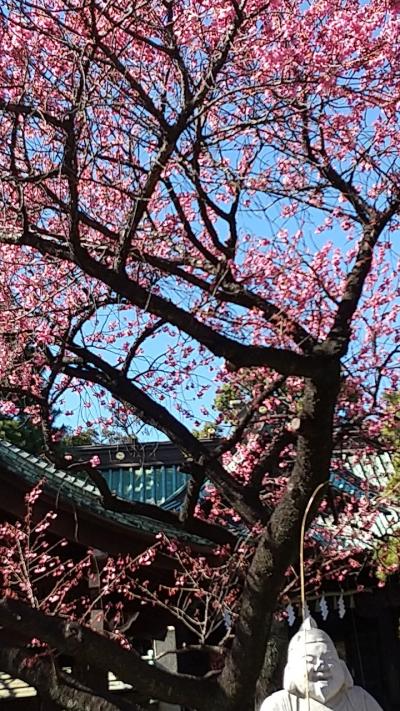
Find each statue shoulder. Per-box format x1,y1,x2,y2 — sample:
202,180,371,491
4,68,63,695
260,690,294,711
347,686,384,711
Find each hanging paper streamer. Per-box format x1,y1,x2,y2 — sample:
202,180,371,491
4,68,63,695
303,600,310,619
223,609,232,631
338,594,346,619
319,593,329,620
286,603,296,626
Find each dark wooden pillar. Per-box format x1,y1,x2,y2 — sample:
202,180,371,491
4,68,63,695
376,607,400,711
72,557,108,695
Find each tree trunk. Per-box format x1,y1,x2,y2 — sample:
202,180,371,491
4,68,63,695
255,620,288,710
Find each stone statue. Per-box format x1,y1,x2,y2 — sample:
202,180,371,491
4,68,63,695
260,617,383,711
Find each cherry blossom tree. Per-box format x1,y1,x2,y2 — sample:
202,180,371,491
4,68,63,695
0,0,399,709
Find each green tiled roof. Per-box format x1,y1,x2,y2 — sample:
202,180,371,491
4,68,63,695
0,440,212,547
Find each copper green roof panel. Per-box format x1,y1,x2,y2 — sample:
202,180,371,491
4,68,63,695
0,440,212,547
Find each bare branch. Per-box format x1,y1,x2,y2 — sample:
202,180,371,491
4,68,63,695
122,319,166,376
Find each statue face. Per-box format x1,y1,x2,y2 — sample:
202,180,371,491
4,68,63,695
284,619,352,704
296,641,346,703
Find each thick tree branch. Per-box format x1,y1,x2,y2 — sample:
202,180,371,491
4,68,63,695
0,230,322,377
322,211,398,356
89,39,170,130
77,465,235,546
60,347,263,527
0,598,221,711
163,177,220,266
116,134,184,272
0,645,130,711
127,248,316,352
122,318,166,375
90,0,247,273
179,471,206,525
75,251,323,377
0,99,67,130
218,365,341,711
300,103,372,224
63,114,84,260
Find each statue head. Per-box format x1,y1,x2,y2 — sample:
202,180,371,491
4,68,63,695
283,617,353,703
